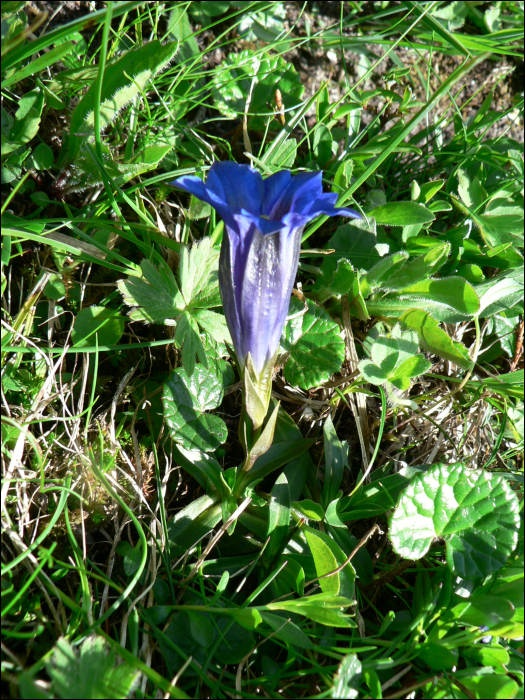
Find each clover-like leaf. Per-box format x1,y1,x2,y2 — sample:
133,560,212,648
389,462,520,578
359,324,430,387
281,299,345,390
211,51,304,129
163,365,227,452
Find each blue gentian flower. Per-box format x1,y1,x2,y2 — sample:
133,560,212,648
169,162,361,427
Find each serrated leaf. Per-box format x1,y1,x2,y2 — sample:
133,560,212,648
163,365,227,453
211,51,304,129
389,462,520,578
281,300,344,389
304,526,355,598
175,311,207,376
118,259,184,324
193,309,231,345
179,238,220,308
332,653,362,699
71,306,125,348
368,201,435,226
67,41,178,163
46,637,139,700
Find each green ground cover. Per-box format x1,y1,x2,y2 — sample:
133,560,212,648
1,1,523,698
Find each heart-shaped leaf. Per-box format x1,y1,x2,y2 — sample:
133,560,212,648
389,462,520,578
163,365,227,452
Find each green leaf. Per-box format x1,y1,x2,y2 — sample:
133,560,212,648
179,238,220,309
261,612,314,649
173,446,227,495
324,218,389,272
211,51,304,130
43,273,65,300
313,124,333,167
167,6,199,61
292,499,324,521
460,675,519,700
71,306,125,348
8,88,44,145
282,300,345,390
339,466,429,521
163,365,228,453
475,269,523,317
311,257,356,303
377,242,450,291
370,276,480,322
67,41,178,164
323,415,346,507
266,472,291,560
31,142,54,170
400,309,471,369
304,526,355,598
175,311,207,376
390,354,432,382
367,201,435,226
118,259,185,324
361,251,409,293
46,636,139,700
332,653,362,699
263,138,297,169
194,309,231,345
122,544,142,577
416,643,458,671
168,495,222,557
388,462,521,578
401,276,480,318
267,592,356,628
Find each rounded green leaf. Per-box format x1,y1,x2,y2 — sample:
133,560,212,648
389,462,520,578
71,306,125,348
163,365,227,453
31,142,54,170
44,273,65,300
282,300,345,389
212,51,304,129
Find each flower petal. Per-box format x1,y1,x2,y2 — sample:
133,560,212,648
266,171,324,220
304,191,362,221
261,170,292,217
206,161,264,215
168,174,236,229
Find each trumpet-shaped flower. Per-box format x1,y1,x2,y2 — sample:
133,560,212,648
170,162,361,427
